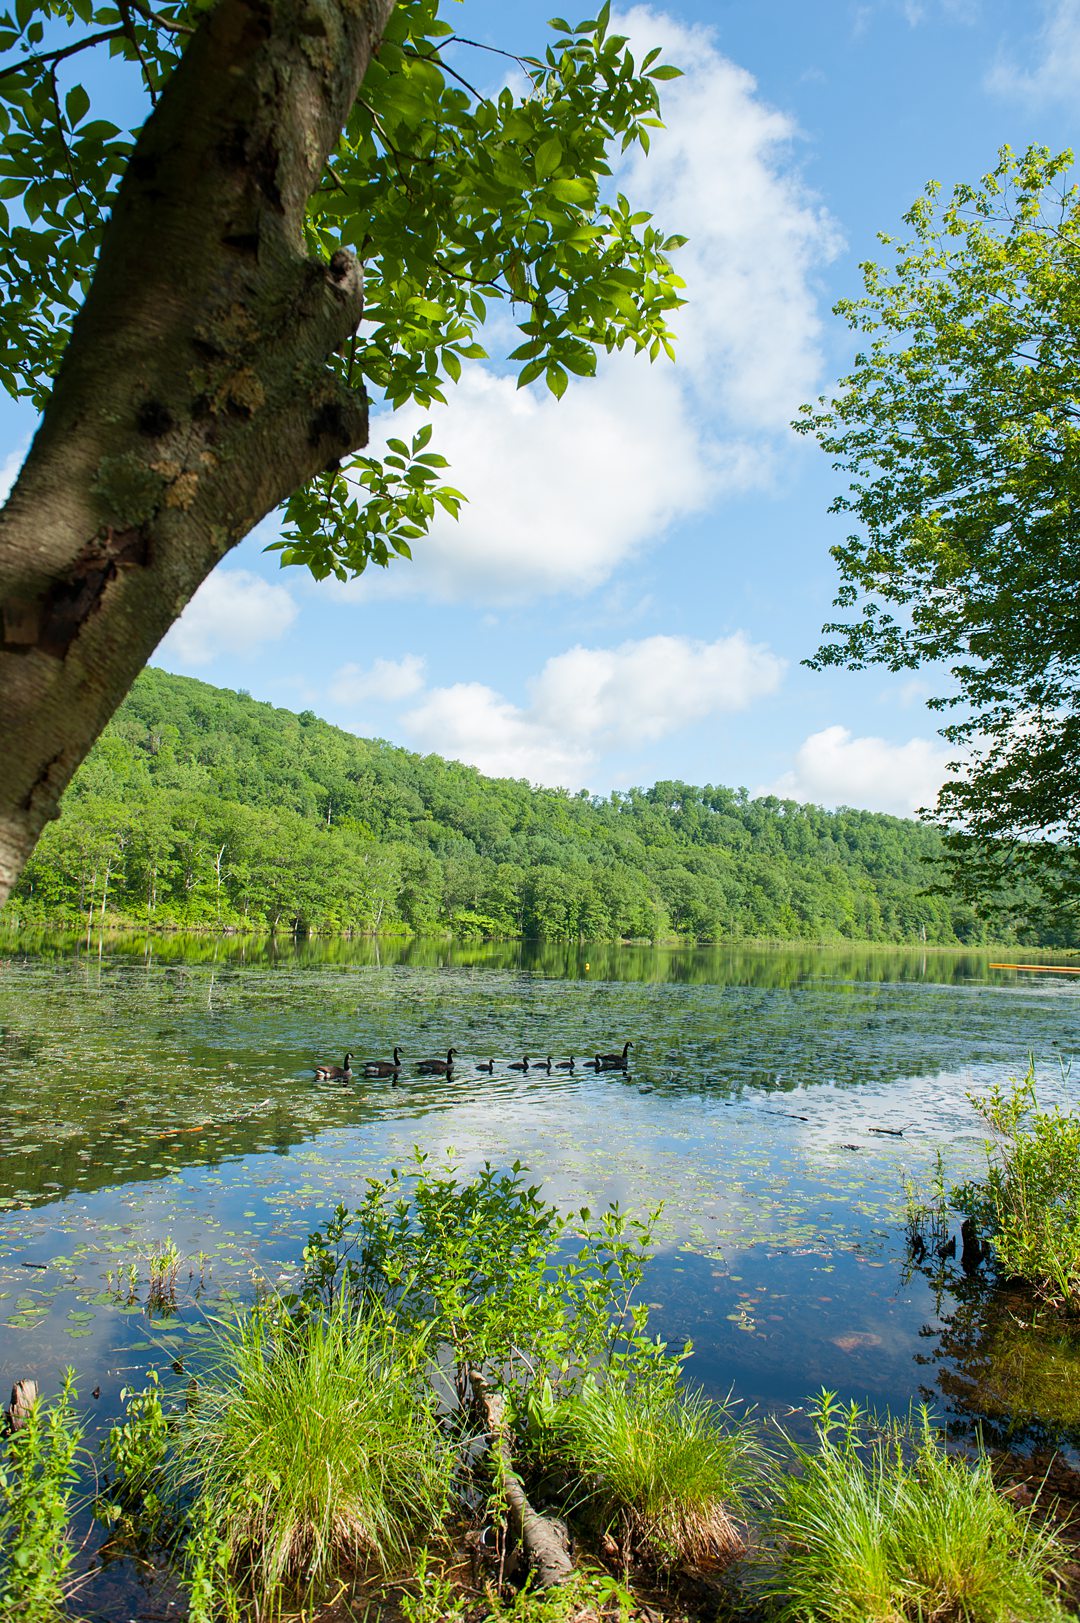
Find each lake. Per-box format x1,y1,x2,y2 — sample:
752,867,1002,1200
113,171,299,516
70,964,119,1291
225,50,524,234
2,933,1080,1610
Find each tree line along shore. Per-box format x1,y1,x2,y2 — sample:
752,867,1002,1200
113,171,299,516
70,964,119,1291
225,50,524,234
2,667,1064,947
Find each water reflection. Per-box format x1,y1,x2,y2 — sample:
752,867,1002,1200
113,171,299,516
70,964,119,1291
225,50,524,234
906,1259,1080,1459
0,923,1029,986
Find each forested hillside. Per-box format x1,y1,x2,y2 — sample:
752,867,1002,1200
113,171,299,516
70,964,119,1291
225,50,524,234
2,668,1024,943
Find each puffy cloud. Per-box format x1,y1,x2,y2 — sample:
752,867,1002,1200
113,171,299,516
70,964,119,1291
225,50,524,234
353,357,723,604
985,0,1080,102
337,6,838,606
402,683,594,784
616,6,842,428
766,724,952,817
329,654,426,706
156,568,297,667
531,634,785,746
403,632,784,785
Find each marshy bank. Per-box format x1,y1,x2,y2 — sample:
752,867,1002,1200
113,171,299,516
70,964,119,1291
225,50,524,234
5,1160,1080,1622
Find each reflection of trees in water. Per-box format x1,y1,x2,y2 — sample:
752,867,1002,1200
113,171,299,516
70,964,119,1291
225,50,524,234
0,927,1002,986
907,1255,1080,1457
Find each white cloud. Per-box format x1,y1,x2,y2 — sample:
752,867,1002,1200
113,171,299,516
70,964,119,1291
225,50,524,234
329,654,426,706
334,7,838,606
617,6,842,428
765,724,952,818
403,683,594,784
986,0,1080,101
532,634,785,746
403,632,784,785
156,568,297,667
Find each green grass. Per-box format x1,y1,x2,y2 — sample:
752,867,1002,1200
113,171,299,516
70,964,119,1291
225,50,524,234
543,1374,760,1568
762,1395,1071,1622
172,1297,453,1611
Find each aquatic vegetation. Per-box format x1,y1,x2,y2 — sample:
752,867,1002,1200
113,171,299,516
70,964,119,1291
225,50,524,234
531,1372,760,1567
299,1151,675,1401
952,1066,1080,1311
0,1372,83,1621
762,1392,1071,1623
99,1372,171,1542
901,1149,950,1256
402,1554,637,1623
171,1296,452,1609
401,1553,637,1623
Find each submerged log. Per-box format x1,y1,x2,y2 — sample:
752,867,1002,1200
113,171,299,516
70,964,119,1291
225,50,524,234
469,1367,574,1589
6,1378,38,1433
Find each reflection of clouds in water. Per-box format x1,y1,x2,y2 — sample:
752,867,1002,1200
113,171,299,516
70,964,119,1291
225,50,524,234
4,949,1080,1470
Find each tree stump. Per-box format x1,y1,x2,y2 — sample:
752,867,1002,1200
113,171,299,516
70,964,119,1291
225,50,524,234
6,1378,38,1434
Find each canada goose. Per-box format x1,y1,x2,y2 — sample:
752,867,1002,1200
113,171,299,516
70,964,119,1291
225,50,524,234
362,1047,403,1078
508,1056,530,1071
596,1041,633,1068
555,1056,576,1071
417,1047,457,1075
314,1052,353,1081
476,1059,495,1074
531,1055,553,1074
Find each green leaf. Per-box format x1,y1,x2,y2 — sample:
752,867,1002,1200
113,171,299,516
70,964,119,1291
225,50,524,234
550,177,593,205
64,84,90,128
545,361,568,399
534,136,563,179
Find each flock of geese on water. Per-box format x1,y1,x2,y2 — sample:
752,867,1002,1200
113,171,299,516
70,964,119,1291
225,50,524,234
313,1040,634,1083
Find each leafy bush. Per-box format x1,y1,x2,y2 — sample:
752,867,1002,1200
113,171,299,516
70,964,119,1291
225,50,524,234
172,1297,452,1611
0,1373,83,1622
300,1150,677,1401
762,1392,1069,1623
952,1065,1080,1309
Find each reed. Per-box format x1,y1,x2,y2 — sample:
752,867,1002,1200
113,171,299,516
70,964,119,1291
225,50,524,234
763,1393,1070,1622
172,1296,452,1612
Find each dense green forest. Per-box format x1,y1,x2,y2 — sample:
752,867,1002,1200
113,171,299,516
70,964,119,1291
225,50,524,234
0,668,1043,944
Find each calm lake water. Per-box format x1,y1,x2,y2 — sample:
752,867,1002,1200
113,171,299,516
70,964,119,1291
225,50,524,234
3,932,1080,1611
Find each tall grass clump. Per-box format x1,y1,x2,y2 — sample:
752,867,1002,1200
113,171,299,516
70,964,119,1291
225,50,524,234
0,1373,83,1622
952,1065,1080,1311
533,1373,759,1568
172,1295,452,1611
762,1392,1070,1623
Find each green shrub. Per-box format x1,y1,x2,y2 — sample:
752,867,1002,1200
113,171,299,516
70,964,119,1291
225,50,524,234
171,1297,452,1611
762,1392,1069,1622
952,1065,1080,1309
0,1373,83,1622
98,1371,172,1543
300,1152,677,1402
527,1371,760,1568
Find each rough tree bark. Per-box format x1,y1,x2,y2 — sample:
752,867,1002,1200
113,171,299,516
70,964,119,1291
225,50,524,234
0,0,397,904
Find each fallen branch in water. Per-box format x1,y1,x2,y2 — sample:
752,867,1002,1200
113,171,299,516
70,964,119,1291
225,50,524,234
469,1367,574,1589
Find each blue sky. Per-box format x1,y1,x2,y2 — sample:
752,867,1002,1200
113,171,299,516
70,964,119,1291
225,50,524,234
4,0,1079,816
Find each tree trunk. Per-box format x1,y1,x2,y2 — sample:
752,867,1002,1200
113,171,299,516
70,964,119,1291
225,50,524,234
0,0,397,906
